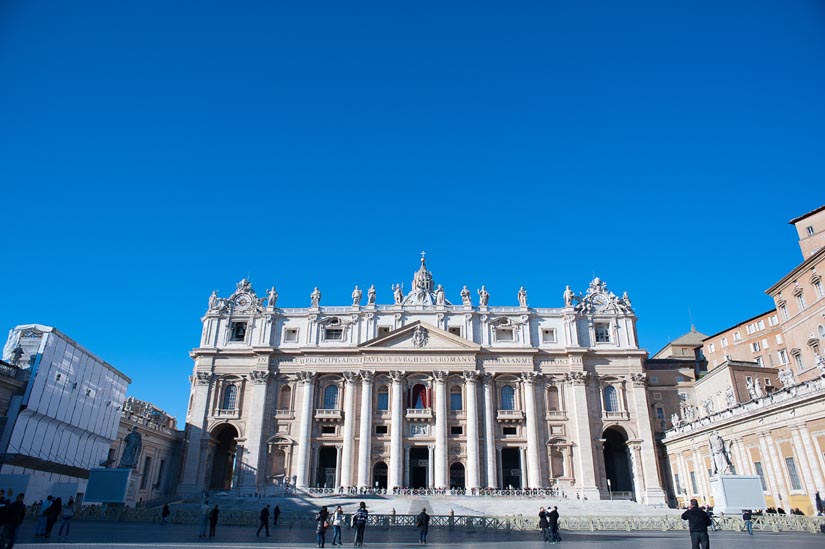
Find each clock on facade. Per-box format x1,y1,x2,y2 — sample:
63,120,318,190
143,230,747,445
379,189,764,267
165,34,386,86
233,293,253,311
591,293,609,312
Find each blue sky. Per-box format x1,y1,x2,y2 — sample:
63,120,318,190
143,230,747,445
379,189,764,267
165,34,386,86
1,1,823,423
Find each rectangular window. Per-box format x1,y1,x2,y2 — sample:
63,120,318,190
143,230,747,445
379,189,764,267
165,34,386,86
764,377,771,386
321,426,336,434
755,356,763,367
448,327,461,337
230,322,247,342
746,324,755,335
450,391,463,411
815,281,824,298
375,425,388,435
324,328,343,341
807,225,815,236
378,326,391,337
797,294,807,310
140,456,152,489
708,343,716,353
762,338,769,349
655,407,665,420
595,323,611,343
721,337,729,348
678,392,688,401
653,392,662,401
733,331,742,342
495,328,515,342
650,376,659,384
754,462,767,490
676,376,684,382
450,426,463,435
780,305,789,321
778,349,789,365
769,315,779,326
785,456,802,490
745,376,753,384
776,334,783,345
690,471,698,494
757,320,765,330
794,354,804,372
751,342,760,352
284,328,299,343
542,329,557,343
674,473,682,494
376,392,389,411
156,459,166,489
502,426,518,436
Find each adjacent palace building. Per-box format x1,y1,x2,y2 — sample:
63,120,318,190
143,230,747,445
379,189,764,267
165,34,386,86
181,258,665,505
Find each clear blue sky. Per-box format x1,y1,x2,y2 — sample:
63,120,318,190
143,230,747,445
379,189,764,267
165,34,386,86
1,1,823,423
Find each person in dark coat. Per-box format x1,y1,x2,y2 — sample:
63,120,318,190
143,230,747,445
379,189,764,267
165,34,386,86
273,505,281,526
816,491,824,516
416,507,430,545
352,501,368,547
741,509,753,535
257,504,271,537
44,497,61,538
547,506,561,543
161,504,170,526
208,504,219,538
538,507,549,542
0,493,26,549
315,505,330,548
681,499,712,549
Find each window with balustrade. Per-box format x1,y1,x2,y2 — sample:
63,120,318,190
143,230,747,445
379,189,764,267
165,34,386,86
450,386,463,411
322,385,339,409
410,384,428,409
603,386,618,412
376,386,389,411
222,385,238,410
500,385,515,410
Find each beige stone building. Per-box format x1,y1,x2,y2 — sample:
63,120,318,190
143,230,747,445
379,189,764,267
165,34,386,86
662,205,825,514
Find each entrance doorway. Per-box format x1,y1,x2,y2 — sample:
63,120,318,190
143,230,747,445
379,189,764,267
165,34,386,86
449,462,465,489
316,447,338,488
210,424,239,490
373,462,388,489
409,447,429,488
603,427,634,496
501,448,522,489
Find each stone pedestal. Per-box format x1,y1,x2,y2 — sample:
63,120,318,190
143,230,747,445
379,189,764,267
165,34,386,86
709,475,766,514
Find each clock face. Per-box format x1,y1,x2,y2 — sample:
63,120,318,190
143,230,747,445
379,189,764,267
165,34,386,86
234,293,253,311
591,293,609,311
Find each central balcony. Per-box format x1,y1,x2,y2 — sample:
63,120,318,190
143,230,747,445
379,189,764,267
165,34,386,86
406,408,433,421
496,409,525,423
315,409,343,422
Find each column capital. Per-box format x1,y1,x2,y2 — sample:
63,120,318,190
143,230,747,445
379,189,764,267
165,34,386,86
432,370,449,383
564,371,588,385
462,370,480,383
481,372,495,386
342,370,359,384
522,372,542,385
359,369,375,383
195,372,214,385
630,373,647,387
297,371,317,384
389,370,406,383
249,370,270,385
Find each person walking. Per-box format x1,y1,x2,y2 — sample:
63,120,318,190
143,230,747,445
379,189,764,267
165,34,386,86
161,503,170,526
0,493,26,549
548,506,561,543
57,497,74,540
315,505,330,548
273,504,281,526
208,504,219,538
538,506,549,542
35,495,52,537
257,504,271,537
416,507,430,545
44,496,61,539
742,510,753,535
331,505,344,546
352,501,368,547
681,499,712,549
198,500,210,538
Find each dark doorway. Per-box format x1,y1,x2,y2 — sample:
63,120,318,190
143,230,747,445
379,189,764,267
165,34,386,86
210,424,239,490
603,427,634,494
373,462,388,489
316,447,338,488
501,448,522,489
409,447,429,488
449,462,465,489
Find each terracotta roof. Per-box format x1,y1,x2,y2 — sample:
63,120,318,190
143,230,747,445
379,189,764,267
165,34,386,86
789,204,825,224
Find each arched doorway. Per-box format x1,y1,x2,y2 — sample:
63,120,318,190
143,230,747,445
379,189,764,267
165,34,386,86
210,424,239,490
373,462,388,489
449,462,465,489
603,427,634,497
316,446,338,488
501,448,522,489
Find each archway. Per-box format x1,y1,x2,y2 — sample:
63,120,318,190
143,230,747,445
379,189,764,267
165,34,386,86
210,424,239,490
316,446,338,488
449,462,465,489
501,448,522,489
603,427,634,497
373,462,388,489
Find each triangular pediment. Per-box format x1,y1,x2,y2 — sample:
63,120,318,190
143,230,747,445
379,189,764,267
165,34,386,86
359,321,480,351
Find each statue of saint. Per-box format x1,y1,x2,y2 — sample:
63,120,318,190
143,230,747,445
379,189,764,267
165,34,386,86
118,426,143,469
9,345,24,367
310,287,322,307
477,286,489,307
460,285,471,306
393,284,403,305
708,431,732,476
208,291,219,310
267,287,278,308
351,285,362,306
778,367,795,388
671,413,681,428
817,354,825,376
435,284,445,306
563,285,575,307
725,385,736,408
367,284,376,305
518,286,528,307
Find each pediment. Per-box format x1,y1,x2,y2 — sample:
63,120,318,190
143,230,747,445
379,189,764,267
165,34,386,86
359,321,480,351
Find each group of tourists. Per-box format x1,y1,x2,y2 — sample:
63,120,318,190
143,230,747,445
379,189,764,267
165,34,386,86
537,506,561,543
33,494,74,541
200,499,282,539
315,501,369,548
255,503,282,537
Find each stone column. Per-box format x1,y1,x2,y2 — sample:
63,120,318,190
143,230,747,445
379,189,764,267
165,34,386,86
522,372,542,488
789,426,818,509
482,374,498,488
180,371,214,496
388,370,406,491
433,370,449,489
756,434,781,501
239,370,270,490
404,445,411,487
795,425,824,492
463,371,481,491
628,373,666,504
427,444,435,488
339,371,358,489
566,371,600,499
496,445,504,488
627,440,646,504
294,371,316,489
356,371,374,489
519,445,528,488
761,432,789,505
334,444,343,489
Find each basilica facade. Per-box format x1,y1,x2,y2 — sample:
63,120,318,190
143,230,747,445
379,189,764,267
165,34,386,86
180,258,665,504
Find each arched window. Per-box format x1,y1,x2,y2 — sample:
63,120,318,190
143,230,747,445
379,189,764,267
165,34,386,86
222,385,238,410
278,386,292,410
547,386,560,411
376,386,389,411
603,386,618,412
500,385,515,410
450,386,463,411
411,384,428,409
323,385,339,409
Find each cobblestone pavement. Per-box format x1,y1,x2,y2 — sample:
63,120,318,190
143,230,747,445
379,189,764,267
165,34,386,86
8,521,823,548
